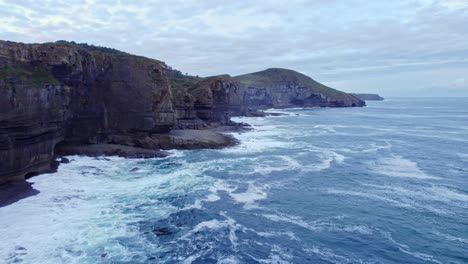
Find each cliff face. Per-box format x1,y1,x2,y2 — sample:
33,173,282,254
0,40,175,183
170,69,365,129
0,40,365,184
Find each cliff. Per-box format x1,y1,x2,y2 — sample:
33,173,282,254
0,40,175,183
351,93,384,101
0,40,365,184
235,68,365,108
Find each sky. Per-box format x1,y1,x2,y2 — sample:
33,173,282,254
0,0,467,97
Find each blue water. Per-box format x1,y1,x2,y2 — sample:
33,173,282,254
1,98,467,263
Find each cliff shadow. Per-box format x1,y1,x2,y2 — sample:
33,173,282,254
0,181,40,208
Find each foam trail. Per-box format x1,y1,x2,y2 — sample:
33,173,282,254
381,231,443,264
372,155,440,180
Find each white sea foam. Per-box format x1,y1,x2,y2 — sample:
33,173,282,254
188,178,270,210
0,155,217,263
252,156,302,175
262,212,373,236
182,252,203,264
327,182,467,215
361,142,393,153
457,153,468,161
180,212,245,250
217,256,241,264
434,231,468,244
306,246,352,264
297,149,347,172
263,213,319,230
427,186,468,203
256,245,293,264
363,183,468,206
227,116,309,155
371,155,440,180
325,188,415,209
229,182,268,209
255,231,299,240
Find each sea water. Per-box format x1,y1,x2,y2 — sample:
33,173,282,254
0,98,467,263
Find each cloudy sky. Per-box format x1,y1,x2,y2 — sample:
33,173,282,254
1,0,467,96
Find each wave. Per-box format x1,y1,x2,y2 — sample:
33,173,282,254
362,184,468,206
324,187,450,215
305,246,352,264
262,212,374,235
0,155,220,263
381,231,443,264
433,231,468,244
228,182,268,209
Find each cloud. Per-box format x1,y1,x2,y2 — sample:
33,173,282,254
0,0,467,96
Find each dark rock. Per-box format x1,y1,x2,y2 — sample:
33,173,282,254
55,144,170,159
0,181,39,208
152,227,175,237
152,129,238,150
266,112,286,116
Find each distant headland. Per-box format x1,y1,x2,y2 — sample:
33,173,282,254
351,93,384,101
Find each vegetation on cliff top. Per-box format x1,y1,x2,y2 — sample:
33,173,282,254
167,69,201,106
234,68,347,99
55,40,124,54
0,65,59,87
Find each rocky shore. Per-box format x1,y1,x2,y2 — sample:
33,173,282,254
0,40,365,186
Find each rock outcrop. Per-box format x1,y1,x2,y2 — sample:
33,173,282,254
0,40,175,183
0,40,365,184
170,73,243,129
351,93,384,101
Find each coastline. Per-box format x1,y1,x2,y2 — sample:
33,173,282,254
0,108,316,206
0,123,251,207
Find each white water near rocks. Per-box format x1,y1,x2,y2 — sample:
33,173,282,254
1,98,467,263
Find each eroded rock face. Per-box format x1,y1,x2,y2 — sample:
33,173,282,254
171,75,244,129
0,84,70,182
0,40,175,183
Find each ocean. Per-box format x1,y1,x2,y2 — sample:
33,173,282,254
1,98,467,264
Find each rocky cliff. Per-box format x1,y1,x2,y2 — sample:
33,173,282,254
0,40,364,184
351,93,384,101
0,40,175,183
170,68,365,128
